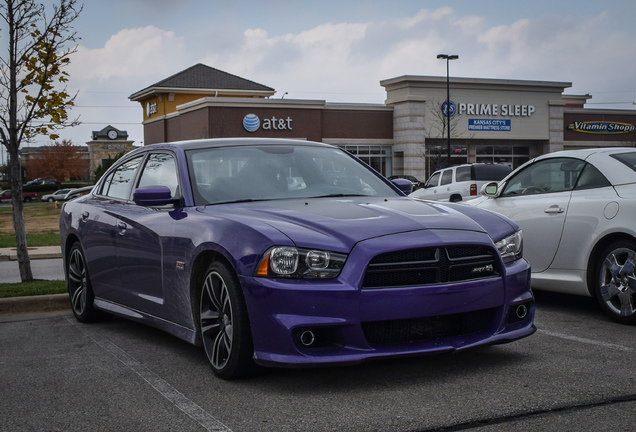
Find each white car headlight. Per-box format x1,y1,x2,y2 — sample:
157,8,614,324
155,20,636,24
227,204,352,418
496,230,523,263
256,246,347,279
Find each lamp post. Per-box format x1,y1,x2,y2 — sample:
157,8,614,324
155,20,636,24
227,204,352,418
437,54,459,166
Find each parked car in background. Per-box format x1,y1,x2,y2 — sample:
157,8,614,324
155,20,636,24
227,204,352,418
388,175,421,191
410,163,512,202
60,138,535,380
41,188,75,202
467,148,636,324
0,189,37,203
63,186,93,201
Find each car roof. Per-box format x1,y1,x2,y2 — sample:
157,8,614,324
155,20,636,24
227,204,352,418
137,138,336,152
535,147,635,160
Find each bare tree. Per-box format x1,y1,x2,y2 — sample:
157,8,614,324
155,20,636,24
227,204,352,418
417,99,473,176
0,0,81,281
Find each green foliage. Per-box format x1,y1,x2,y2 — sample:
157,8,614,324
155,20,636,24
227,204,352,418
94,151,125,181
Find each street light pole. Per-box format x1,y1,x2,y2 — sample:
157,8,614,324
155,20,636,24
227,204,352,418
437,54,459,166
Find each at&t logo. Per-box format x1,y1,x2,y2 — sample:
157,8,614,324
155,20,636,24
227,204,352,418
243,114,293,132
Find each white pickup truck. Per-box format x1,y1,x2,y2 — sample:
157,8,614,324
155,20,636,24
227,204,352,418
409,163,512,202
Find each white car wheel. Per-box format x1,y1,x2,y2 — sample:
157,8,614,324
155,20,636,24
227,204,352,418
596,240,636,325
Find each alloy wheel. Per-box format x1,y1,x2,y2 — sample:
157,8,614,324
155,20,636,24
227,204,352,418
68,247,88,316
200,271,234,371
599,246,636,320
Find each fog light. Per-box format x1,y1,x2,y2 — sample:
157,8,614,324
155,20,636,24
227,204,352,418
516,304,528,319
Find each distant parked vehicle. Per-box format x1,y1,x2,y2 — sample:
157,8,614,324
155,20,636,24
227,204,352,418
410,163,512,202
41,188,75,202
388,175,421,191
468,148,636,325
0,189,38,203
63,186,93,201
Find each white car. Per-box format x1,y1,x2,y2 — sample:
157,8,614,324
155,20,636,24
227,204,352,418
467,147,636,324
41,188,75,202
410,163,511,202
63,185,93,201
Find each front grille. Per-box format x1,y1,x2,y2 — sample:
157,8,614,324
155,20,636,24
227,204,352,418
362,245,500,289
362,308,497,346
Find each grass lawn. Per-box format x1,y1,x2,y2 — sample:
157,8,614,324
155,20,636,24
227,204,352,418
0,202,61,247
1,203,64,297
0,280,66,298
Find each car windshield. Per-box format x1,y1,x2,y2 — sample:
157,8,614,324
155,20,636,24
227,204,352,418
186,144,399,205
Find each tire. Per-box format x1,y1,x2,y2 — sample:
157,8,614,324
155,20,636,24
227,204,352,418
24,197,32,203
199,261,256,379
47,198,54,202
66,242,112,323
594,240,636,325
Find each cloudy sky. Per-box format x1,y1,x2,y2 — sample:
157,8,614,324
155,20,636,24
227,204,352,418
14,0,636,150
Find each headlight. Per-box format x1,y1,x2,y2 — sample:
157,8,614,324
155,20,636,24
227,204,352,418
255,246,347,279
496,230,523,263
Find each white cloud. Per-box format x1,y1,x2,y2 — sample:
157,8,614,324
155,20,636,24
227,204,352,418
52,4,636,148
69,26,189,82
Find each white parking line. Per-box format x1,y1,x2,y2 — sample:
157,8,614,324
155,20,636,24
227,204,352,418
538,329,634,352
67,317,232,432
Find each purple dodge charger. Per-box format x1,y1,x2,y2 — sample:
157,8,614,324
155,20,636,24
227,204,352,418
60,138,535,379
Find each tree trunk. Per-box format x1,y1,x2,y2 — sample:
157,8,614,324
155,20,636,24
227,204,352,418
6,145,33,282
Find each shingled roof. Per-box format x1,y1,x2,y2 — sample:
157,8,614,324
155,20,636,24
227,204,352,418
129,64,275,101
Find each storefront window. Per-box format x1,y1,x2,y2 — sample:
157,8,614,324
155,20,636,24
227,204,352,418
340,145,392,176
425,144,468,174
476,145,529,169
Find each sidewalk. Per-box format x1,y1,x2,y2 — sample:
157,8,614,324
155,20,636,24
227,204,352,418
0,245,62,261
0,246,69,322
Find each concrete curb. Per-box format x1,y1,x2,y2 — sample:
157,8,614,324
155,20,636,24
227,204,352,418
0,293,70,314
0,246,62,261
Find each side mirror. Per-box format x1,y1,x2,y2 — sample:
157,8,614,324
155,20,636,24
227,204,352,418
392,178,413,195
482,182,500,197
133,185,176,207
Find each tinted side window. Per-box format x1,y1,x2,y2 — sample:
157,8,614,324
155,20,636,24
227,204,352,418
611,151,636,172
455,166,471,182
137,153,179,196
502,158,584,196
426,172,441,187
574,163,611,189
472,164,512,181
102,157,143,200
441,170,453,185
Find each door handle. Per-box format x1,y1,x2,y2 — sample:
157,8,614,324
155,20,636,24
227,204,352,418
544,205,564,214
117,222,127,235
81,211,89,221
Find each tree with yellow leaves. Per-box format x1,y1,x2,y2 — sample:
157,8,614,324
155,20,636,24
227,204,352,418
0,0,81,282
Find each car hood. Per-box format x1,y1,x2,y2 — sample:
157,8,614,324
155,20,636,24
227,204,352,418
199,197,517,252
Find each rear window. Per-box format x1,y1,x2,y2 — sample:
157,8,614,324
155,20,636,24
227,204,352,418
472,164,512,181
611,151,636,172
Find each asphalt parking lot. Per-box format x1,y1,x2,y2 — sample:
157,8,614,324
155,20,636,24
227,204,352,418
1,290,635,432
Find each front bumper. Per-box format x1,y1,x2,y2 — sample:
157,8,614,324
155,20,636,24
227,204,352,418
240,229,535,368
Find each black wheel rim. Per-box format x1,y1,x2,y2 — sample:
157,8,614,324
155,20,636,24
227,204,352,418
68,248,87,316
599,247,636,317
200,271,233,371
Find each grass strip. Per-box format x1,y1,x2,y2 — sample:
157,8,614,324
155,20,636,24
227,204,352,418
0,232,60,248
0,280,66,298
